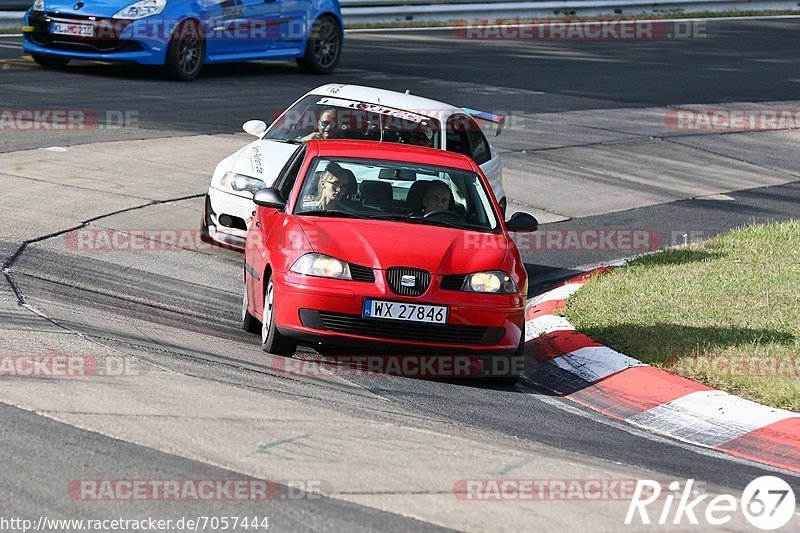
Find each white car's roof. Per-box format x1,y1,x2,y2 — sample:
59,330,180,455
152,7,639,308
308,84,458,117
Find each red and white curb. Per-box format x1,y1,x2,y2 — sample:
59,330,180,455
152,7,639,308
523,267,800,473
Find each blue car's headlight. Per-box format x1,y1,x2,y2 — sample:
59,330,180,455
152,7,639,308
113,0,167,20
32,0,44,11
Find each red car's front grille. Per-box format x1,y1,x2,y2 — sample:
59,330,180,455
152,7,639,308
440,274,468,291
386,267,431,297
314,311,503,346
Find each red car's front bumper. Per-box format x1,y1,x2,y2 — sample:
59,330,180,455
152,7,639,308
271,270,525,354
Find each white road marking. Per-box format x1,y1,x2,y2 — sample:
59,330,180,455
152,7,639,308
525,390,800,479
525,314,574,340
541,346,647,382
345,15,800,33
627,390,800,447
527,282,583,306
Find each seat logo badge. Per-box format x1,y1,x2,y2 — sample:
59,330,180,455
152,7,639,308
400,275,416,287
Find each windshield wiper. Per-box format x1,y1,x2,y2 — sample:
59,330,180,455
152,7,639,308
298,210,371,219
378,215,464,230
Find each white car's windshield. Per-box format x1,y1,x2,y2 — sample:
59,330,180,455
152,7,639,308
266,95,442,148
294,157,499,233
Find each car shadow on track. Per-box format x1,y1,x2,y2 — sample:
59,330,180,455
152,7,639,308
41,60,315,82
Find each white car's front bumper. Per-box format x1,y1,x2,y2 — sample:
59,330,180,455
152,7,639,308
205,187,255,250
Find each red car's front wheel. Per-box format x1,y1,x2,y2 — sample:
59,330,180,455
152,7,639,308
261,277,297,356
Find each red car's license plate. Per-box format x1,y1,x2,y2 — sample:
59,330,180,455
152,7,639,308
363,299,448,324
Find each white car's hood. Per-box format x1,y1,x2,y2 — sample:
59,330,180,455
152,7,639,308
230,139,300,186
212,139,300,199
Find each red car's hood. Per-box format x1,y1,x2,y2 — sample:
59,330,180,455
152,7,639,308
296,217,508,273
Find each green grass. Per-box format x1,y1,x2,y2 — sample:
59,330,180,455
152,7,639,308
346,10,800,29
563,221,800,411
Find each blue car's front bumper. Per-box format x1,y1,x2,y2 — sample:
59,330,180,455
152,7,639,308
22,9,169,65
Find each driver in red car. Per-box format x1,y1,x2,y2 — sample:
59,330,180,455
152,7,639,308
316,162,356,211
421,180,453,213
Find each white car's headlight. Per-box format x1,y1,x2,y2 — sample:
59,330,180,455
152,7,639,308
31,0,44,11
463,271,516,294
290,254,352,280
113,0,166,20
220,172,265,195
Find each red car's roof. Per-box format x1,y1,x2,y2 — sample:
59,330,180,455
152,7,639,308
305,140,477,171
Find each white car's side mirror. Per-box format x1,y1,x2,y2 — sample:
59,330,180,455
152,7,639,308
243,120,267,137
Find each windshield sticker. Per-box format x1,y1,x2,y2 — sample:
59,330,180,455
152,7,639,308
301,197,320,209
315,98,428,124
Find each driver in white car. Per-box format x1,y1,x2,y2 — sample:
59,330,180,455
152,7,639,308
300,108,339,142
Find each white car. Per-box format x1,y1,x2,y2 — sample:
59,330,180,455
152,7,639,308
201,84,507,250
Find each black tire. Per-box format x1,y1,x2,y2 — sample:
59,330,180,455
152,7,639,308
31,53,70,68
261,277,297,356
296,16,342,74
515,321,526,356
164,20,205,81
241,276,260,334
199,194,214,245
488,323,525,384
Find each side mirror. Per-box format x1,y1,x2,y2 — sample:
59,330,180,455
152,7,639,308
243,120,267,137
253,188,286,210
505,212,539,232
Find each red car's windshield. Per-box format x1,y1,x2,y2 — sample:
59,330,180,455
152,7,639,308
293,157,500,233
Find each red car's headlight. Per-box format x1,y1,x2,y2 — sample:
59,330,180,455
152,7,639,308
462,271,516,294
290,253,352,280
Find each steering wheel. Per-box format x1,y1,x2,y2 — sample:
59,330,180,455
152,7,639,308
423,209,462,219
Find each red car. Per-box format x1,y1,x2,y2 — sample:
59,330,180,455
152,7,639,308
241,140,538,371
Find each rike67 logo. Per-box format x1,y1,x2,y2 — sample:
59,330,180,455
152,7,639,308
626,477,795,530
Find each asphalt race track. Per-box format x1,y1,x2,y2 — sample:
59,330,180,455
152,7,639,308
1,17,799,531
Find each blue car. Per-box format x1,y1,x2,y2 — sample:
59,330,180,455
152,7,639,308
22,0,343,80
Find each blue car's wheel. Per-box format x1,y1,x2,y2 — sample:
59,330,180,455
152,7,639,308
297,16,341,74
164,20,205,81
